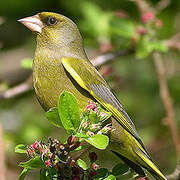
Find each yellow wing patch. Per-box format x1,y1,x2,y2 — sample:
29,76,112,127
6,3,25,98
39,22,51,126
61,57,88,91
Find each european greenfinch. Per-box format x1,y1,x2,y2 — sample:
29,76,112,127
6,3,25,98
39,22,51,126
18,12,166,180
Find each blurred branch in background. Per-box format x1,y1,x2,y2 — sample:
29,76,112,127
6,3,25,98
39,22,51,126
0,76,32,100
91,49,134,67
156,0,171,12
134,0,180,179
153,52,180,156
165,33,180,51
153,52,180,180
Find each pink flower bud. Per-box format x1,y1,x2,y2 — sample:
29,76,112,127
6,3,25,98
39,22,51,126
137,27,146,35
86,101,97,110
26,148,34,157
136,177,150,180
155,19,163,28
89,152,97,162
48,153,53,159
40,148,48,155
45,159,52,168
32,141,40,150
141,12,154,23
87,131,94,137
92,162,99,170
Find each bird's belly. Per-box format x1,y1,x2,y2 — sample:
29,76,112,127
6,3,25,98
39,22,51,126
33,63,93,112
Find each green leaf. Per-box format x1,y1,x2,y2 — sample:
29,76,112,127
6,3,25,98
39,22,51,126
110,16,135,38
19,157,45,169
89,110,98,123
21,58,33,69
46,107,62,128
136,37,168,59
95,168,109,178
74,132,89,138
112,163,129,176
15,144,27,154
58,91,81,132
40,169,48,180
80,1,112,38
136,37,152,59
150,41,168,53
46,167,58,179
76,159,88,170
19,168,31,180
104,175,116,180
85,134,109,150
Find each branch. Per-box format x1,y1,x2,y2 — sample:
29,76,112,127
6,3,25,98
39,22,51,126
156,0,171,12
133,0,153,14
91,49,133,67
0,76,32,100
71,144,91,162
153,52,180,156
165,32,180,51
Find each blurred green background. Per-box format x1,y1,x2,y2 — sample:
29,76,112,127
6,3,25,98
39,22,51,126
0,0,180,179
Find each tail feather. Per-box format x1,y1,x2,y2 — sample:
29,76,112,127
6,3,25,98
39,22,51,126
136,151,167,180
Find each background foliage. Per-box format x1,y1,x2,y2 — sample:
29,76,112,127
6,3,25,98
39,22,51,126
0,0,180,179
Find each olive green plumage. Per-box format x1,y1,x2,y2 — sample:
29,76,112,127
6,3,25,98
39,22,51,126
19,12,166,180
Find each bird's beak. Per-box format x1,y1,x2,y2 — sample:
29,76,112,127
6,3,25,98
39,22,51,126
18,15,44,33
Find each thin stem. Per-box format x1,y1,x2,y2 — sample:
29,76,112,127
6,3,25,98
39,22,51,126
153,52,180,156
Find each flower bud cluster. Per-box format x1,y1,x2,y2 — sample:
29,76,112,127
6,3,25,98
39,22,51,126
141,11,162,27
135,11,163,37
26,141,52,168
80,101,113,138
26,141,49,157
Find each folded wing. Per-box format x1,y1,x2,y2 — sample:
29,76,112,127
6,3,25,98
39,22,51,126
61,57,150,158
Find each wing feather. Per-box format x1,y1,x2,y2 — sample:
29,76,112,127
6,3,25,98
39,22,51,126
61,57,150,157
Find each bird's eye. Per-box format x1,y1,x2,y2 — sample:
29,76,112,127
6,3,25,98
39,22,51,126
47,17,57,26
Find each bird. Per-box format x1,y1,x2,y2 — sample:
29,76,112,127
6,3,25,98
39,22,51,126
18,12,166,180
